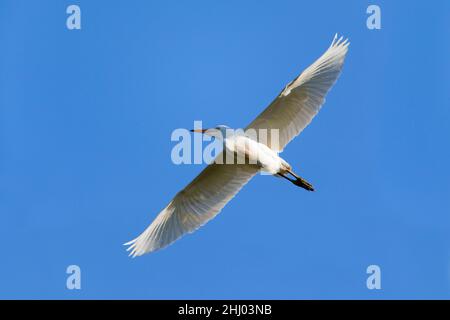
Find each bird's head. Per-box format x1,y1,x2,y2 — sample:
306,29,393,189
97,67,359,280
190,125,231,140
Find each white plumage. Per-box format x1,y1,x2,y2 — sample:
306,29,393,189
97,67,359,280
246,35,349,151
125,34,349,257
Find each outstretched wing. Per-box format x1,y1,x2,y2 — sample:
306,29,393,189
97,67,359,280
125,157,258,257
246,35,349,152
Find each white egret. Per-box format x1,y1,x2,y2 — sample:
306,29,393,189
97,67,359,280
125,35,349,256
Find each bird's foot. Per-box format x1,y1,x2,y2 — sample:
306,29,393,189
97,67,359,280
292,177,315,191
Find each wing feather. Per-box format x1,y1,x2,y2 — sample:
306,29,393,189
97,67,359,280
246,34,349,152
125,156,258,256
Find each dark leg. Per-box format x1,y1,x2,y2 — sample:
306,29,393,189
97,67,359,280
277,171,315,192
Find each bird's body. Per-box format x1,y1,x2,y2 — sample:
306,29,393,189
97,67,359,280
126,35,349,257
223,133,290,175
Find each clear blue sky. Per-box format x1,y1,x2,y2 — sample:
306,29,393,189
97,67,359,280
1,0,449,299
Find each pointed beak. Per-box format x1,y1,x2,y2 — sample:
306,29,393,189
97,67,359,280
190,129,208,133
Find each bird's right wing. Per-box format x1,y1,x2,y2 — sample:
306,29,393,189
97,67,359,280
246,35,349,152
125,156,259,257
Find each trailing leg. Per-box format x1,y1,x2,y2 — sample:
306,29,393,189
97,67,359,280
277,171,315,191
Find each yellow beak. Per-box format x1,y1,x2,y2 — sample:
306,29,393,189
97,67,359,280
190,129,208,133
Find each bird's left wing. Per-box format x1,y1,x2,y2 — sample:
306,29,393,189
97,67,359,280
246,35,349,152
125,157,259,257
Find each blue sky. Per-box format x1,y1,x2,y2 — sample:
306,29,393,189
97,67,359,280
1,0,449,299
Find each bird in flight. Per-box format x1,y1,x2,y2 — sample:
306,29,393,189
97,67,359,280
125,35,349,257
